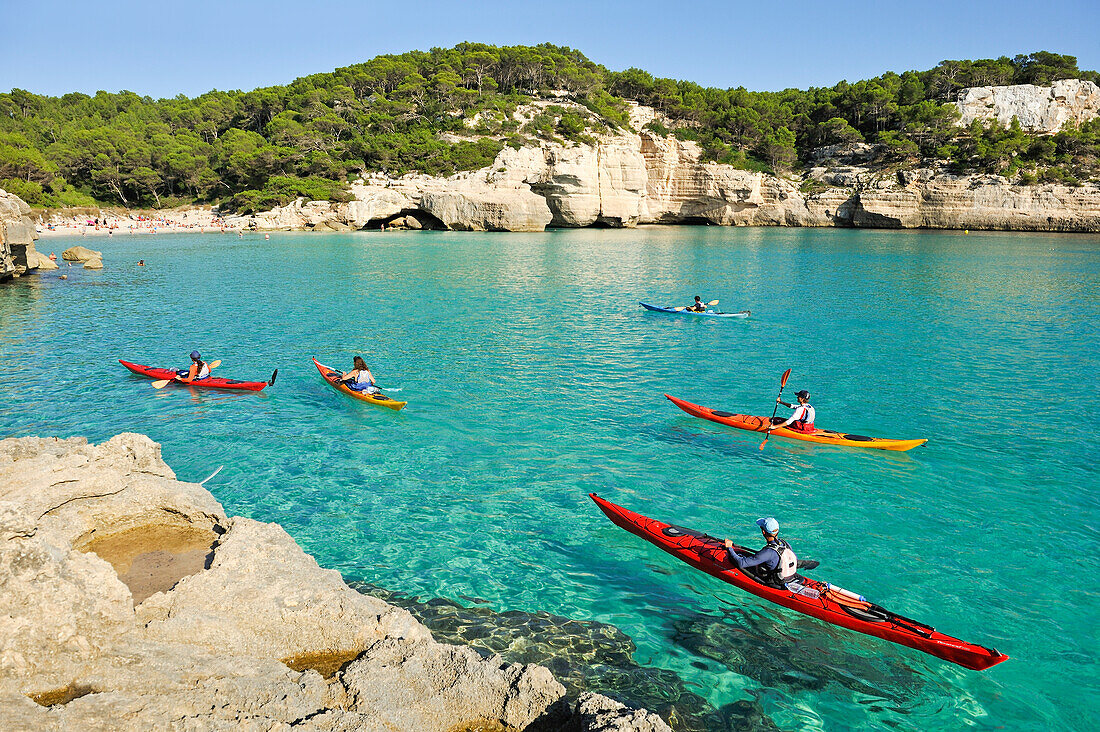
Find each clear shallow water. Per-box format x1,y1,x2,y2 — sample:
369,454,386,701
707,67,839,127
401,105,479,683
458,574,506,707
3,227,1098,729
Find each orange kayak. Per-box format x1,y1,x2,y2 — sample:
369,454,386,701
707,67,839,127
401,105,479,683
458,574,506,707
666,394,927,451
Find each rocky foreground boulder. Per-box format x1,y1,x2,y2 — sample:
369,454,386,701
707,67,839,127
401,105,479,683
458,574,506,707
0,434,669,731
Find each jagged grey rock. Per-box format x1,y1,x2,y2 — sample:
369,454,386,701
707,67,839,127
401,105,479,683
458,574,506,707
341,638,566,730
568,692,673,732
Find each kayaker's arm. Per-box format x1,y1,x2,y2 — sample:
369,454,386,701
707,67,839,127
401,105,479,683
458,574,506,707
176,362,200,383
723,540,778,571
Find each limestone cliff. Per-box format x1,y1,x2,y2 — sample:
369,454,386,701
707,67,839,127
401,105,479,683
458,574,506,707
0,433,670,731
0,189,40,281
955,79,1100,133
224,83,1100,235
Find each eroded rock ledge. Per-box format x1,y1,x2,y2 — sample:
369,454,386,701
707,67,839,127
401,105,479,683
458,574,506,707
1,188,42,281
0,434,669,731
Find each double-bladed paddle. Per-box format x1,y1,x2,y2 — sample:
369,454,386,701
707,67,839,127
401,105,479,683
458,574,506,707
152,359,221,389
672,299,719,312
759,368,792,450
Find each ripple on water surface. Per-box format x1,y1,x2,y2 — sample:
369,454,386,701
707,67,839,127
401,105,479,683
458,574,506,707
2,228,1098,730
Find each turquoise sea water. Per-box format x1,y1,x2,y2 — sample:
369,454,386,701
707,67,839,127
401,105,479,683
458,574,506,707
2,227,1098,730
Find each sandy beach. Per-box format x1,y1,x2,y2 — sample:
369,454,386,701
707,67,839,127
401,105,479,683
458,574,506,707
36,208,243,238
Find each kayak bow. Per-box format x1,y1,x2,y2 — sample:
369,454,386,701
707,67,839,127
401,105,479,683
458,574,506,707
666,394,927,451
640,302,750,318
313,358,407,411
119,359,273,392
590,493,1007,671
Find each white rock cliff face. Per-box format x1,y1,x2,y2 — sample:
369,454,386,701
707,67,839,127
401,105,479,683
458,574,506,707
955,79,1100,133
222,83,1100,235
0,434,670,732
0,189,40,280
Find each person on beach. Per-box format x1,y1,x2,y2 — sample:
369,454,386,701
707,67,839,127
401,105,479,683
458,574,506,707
769,390,815,433
723,517,798,588
176,351,210,383
336,356,380,394
687,295,707,312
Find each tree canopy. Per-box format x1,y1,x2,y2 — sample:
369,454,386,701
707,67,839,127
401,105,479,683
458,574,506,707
1,45,1097,210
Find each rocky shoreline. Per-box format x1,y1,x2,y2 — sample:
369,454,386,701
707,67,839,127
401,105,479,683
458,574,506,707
0,434,670,731
5,81,1099,280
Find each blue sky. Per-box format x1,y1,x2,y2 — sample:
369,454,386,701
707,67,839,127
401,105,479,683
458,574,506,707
3,0,1096,97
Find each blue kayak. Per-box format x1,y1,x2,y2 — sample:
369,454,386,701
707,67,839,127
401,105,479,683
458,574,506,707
639,302,750,318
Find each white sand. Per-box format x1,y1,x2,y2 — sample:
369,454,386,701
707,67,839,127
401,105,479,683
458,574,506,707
37,208,243,238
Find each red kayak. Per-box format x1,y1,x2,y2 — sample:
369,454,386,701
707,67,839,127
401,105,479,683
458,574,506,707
590,494,1007,671
119,359,276,392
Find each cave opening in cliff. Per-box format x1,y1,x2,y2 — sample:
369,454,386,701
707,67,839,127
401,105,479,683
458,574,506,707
371,209,446,231
676,217,716,226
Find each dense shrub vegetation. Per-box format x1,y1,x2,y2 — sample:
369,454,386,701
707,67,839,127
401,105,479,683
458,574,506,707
1,46,1097,210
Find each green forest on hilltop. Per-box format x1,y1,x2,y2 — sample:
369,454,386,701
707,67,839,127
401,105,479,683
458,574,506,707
1,44,1098,211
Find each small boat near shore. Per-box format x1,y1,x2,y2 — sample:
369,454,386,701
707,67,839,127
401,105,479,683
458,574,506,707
119,359,275,391
590,493,1007,670
640,301,750,318
666,394,927,451
313,358,407,411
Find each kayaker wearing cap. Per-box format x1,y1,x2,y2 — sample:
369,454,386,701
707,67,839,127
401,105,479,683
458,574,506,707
177,351,210,383
724,517,798,587
337,356,380,394
687,296,707,312
770,390,815,434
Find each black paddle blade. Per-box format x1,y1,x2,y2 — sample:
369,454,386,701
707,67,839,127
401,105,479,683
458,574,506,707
269,369,278,386
797,559,819,570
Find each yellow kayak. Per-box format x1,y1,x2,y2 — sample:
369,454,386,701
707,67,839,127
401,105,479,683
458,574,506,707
313,358,407,411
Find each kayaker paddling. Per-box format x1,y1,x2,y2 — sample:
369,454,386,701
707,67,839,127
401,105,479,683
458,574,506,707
724,517,798,588
336,356,380,394
687,295,708,312
770,390,815,434
176,351,210,383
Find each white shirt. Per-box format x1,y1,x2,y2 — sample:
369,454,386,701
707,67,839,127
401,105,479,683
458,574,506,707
790,404,815,424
